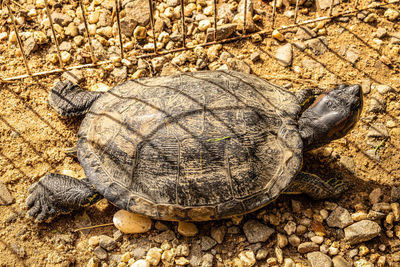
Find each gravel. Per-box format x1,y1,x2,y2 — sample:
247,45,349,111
326,207,353,228
344,220,382,244
307,251,332,267
243,220,275,243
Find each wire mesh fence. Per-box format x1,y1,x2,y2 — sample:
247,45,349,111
0,0,398,82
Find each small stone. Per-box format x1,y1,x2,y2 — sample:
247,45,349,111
125,0,150,25
65,23,79,37
0,182,14,205
298,242,319,253
367,210,386,220
391,187,400,202
198,20,211,31
332,255,351,267
154,230,176,243
283,258,295,267
358,244,369,256
295,26,316,40
146,247,162,266
175,257,190,265
384,9,399,21
275,246,283,264
88,236,100,248
201,253,214,267
99,235,117,251
329,246,339,256
121,252,131,263
339,156,355,173
24,37,38,56
307,252,332,267
266,257,277,266
61,51,71,63
372,202,391,213
238,251,256,267
351,211,368,221
243,220,275,243
210,226,226,244
305,37,328,55
344,220,381,245
326,207,353,228
176,244,190,257
200,236,217,251
376,84,394,95
288,235,301,247
132,247,147,259
178,221,198,237
275,43,293,67
277,233,288,248
250,52,260,62
113,210,152,234
296,225,307,235
377,256,386,267
134,26,147,40
272,29,285,41
346,47,360,64
206,24,237,42
311,236,324,244
94,246,108,260
62,69,84,84
255,249,268,260
392,203,400,221
354,259,374,267
369,188,382,204
284,221,297,235
51,12,73,26
368,94,386,113
131,259,150,267
226,58,251,74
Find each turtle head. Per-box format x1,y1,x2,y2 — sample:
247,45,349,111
299,84,362,151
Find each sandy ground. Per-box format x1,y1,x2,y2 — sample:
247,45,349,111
0,0,399,265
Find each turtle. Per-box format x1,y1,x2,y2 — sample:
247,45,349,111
26,70,362,222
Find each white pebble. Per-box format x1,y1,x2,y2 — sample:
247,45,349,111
198,20,211,31
113,210,152,234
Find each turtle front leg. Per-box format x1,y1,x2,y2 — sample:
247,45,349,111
295,88,323,111
26,174,101,222
284,172,348,199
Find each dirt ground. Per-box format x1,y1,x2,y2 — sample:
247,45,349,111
0,0,399,266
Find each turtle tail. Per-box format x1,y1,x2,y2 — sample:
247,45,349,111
48,80,103,117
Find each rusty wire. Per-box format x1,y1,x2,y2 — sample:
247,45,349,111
213,0,217,41
79,0,97,64
1,0,399,82
115,0,124,59
43,0,64,69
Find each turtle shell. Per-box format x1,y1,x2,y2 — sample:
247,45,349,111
77,70,303,221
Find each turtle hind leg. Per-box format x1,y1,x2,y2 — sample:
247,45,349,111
26,174,101,222
48,80,102,117
284,172,348,199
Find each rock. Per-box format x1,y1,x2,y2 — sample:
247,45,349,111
367,123,389,138
238,251,256,267
275,43,293,67
354,259,374,267
167,0,179,7
369,188,382,204
200,236,217,251
62,69,84,84
384,9,399,21
131,259,150,267
243,220,275,243
250,52,261,62
65,23,78,37
317,0,339,9
175,257,190,265
99,235,117,251
361,79,371,94
391,187,400,202
226,58,251,74
111,66,127,82
288,235,301,247
332,255,351,267
233,13,257,32
134,26,147,40
344,220,381,245
154,230,176,243
307,252,332,267
376,84,394,95
238,0,253,14
305,37,328,55
298,242,320,253
146,248,162,266
178,221,198,237
368,94,386,113
132,246,147,259
24,37,38,56
295,27,317,40
326,207,353,228
206,24,237,41
210,226,226,244
125,0,150,26
217,3,235,23
51,12,73,26
94,246,108,260
283,258,295,267
255,249,268,260
277,233,288,248
201,253,214,267
372,202,391,213
284,221,297,235
311,236,324,244
367,210,386,220
345,47,360,64
119,17,138,37
113,210,152,234
374,28,387,39
339,156,355,173
176,244,190,257
0,181,14,205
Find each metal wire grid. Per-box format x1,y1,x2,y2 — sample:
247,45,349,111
1,0,399,82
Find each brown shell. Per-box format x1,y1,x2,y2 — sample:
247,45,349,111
77,70,303,221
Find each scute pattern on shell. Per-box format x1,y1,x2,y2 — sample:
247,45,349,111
77,70,303,221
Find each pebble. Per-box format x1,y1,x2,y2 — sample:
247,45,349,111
288,235,301,247
145,248,162,266
131,259,150,267
384,9,399,21
307,251,332,267
243,220,275,243
99,235,117,251
255,249,268,260
113,210,152,234
368,94,386,113
351,211,368,221
198,20,211,31
62,69,84,84
298,242,319,253
332,255,351,267
310,236,324,244
200,236,217,251
206,24,237,42
201,253,214,267
210,226,226,244
275,43,293,67
344,220,381,245
284,221,297,235
154,230,176,243
369,188,382,204
295,26,316,40
250,52,261,62
283,258,295,267
94,246,108,260
391,187,400,202
376,84,394,95
238,251,256,267
277,233,288,248
132,247,147,259
372,202,391,213
134,26,147,40
0,181,14,205
354,259,374,267
272,29,285,41
326,206,353,228
175,257,190,265
345,47,360,64
226,58,251,74
176,244,190,257
367,210,386,220
120,252,131,263
125,0,150,25
305,37,328,55
178,221,198,237
339,156,355,173
275,246,283,264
